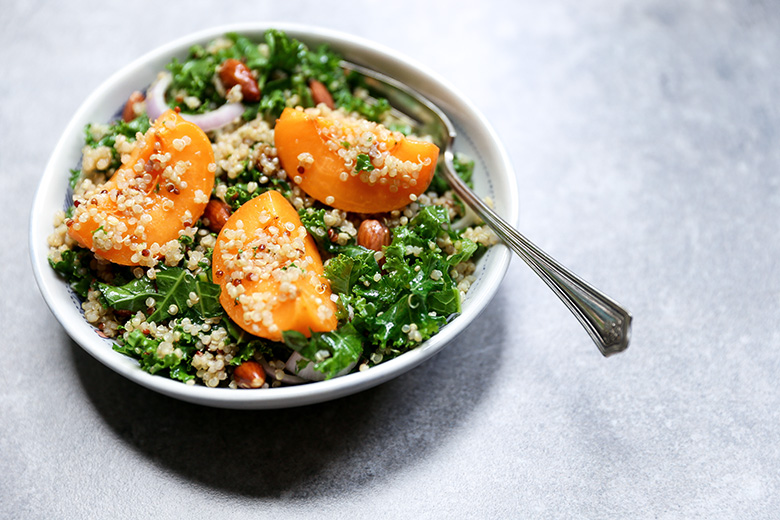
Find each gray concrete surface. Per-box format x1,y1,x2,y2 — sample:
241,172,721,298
3,0,779,517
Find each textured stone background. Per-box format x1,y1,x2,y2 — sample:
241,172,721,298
3,1,779,518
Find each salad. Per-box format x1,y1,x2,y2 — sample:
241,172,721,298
47,30,497,389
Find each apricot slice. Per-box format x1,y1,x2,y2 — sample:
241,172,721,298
274,106,439,213
212,190,338,341
68,109,216,266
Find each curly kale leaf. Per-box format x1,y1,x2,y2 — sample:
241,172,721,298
223,317,273,365
297,207,358,256
114,328,197,383
68,168,81,189
325,206,477,355
97,267,221,324
428,152,476,195
163,30,391,121
282,323,363,380
97,277,160,312
84,115,151,171
166,36,252,113
49,248,93,298
224,178,292,210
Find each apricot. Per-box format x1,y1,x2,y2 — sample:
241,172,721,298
68,109,215,266
274,107,439,213
212,190,338,341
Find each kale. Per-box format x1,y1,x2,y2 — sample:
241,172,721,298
97,277,159,312
324,206,478,358
223,317,272,366
84,115,151,171
454,153,475,188
147,267,222,323
49,248,93,298
166,38,247,113
97,266,222,324
68,168,81,189
429,152,475,195
163,30,392,122
262,29,308,71
355,153,374,173
282,323,363,380
385,122,413,136
224,178,292,211
297,207,357,255
335,91,391,122
227,33,266,70
114,328,197,383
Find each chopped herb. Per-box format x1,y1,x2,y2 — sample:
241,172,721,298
283,323,363,379
355,153,375,173
84,115,151,171
68,169,81,189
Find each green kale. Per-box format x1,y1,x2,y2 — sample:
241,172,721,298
297,207,358,255
282,323,363,379
223,316,273,365
355,153,375,173
227,33,266,70
68,168,81,189
49,248,93,298
97,267,222,324
114,328,197,383
224,178,292,211
97,277,159,312
146,267,222,323
324,206,477,357
428,152,476,195
385,122,413,136
336,91,391,122
166,39,247,113
163,30,392,122
84,115,151,171
262,29,308,71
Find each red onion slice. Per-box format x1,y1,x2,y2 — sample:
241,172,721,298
259,358,307,385
145,72,246,132
285,351,356,381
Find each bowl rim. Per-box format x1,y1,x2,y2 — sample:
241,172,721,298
29,22,518,409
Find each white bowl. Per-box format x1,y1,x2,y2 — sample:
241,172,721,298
29,23,517,409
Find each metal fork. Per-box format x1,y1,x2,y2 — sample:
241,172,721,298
342,61,632,356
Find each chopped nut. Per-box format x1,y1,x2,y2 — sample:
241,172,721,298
122,91,145,122
308,79,335,109
357,219,391,251
219,59,261,102
203,199,232,233
233,360,266,389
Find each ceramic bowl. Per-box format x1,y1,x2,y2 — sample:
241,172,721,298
30,23,517,409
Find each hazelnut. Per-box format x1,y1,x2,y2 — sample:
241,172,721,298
122,91,145,122
233,360,266,389
308,79,335,109
219,59,261,102
357,219,391,251
203,199,232,233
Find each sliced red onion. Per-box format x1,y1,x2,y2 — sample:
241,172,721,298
285,351,356,381
259,357,307,385
145,71,246,132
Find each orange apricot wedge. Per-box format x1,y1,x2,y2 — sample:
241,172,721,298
212,190,338,341
67,109,216,266
274,106,439,213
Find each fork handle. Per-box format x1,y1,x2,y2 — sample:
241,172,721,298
443,151,632,356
